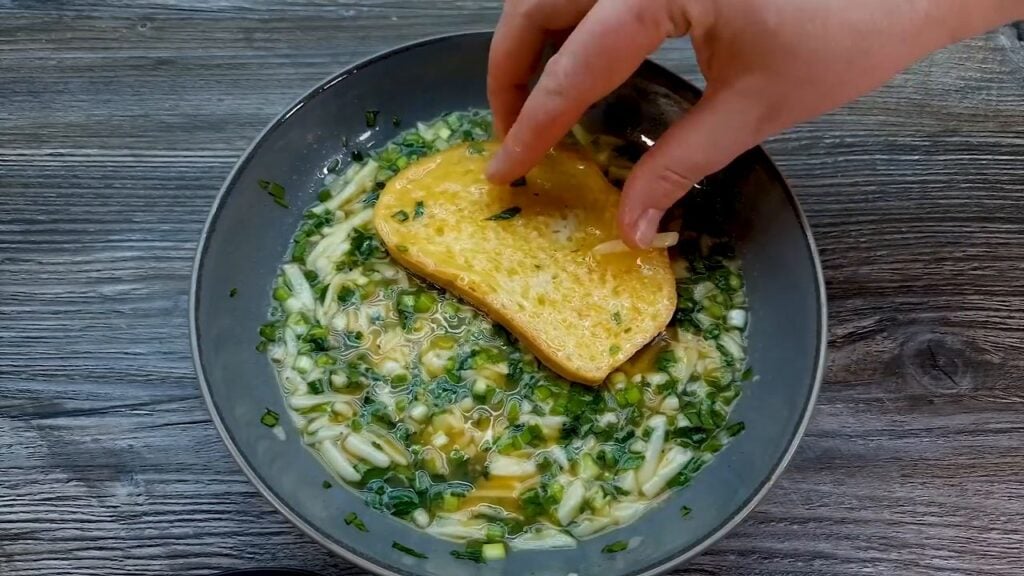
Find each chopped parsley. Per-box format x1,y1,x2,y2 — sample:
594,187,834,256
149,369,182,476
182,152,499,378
485,206,521,221
391,541,427,558
229,288,238,298
392,210,410,223
344,512,369,532
391,115,401,127
259,408,279,428
413,200,425,220
365,109,380,128
602,540,629,554
258,179,288,209
680,505,692,517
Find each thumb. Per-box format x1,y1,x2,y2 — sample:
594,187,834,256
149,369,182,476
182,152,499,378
617,89,765,248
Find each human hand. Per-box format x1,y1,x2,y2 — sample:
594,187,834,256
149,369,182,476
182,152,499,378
487,0,1023,247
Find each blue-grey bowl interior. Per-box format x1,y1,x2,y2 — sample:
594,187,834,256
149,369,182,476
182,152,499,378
191,31,826,576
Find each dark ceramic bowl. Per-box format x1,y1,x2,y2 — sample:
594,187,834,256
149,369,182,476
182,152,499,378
191,31,826,576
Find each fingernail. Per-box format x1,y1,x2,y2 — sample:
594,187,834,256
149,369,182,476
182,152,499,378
634,209,662,248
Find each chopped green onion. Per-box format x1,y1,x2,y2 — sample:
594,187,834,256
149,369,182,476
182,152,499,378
480,542,506,561
258,179,286,199
344,512,369,532
258,323,277,341
485,206,521,221
484,524,505,542
413,292,436,313
724,421,746,437
450,548,484,564
273,286,291,302
413,200,425,219
260,408,279,428
602,540,629,554
392,210,410,223
391,541,427,558
365,109,380,128
272,197,289,209
612,311,622,325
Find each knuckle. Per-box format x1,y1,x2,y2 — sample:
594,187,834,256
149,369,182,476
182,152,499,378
535,53,576,103
649,166,699,208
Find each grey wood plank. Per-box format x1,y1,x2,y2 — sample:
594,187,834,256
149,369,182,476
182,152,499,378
1,2,1022,575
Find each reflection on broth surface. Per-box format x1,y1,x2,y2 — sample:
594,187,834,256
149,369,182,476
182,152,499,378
258,111,750,555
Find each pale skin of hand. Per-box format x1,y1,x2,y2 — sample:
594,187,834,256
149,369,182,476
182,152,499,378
486,0,1024,248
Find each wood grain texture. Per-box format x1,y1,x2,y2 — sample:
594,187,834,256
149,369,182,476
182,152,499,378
1,2,1022,575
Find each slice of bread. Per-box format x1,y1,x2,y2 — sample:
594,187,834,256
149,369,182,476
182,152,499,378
373,142,676,386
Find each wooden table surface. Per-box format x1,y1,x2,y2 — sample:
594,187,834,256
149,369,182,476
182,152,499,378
2,2,1023,575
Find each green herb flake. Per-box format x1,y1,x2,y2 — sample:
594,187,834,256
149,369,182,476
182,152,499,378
612,311,623,325
609,344,621,356
392,116,402,127
485,206,521,221
344,512,369,532
413,200,425,220
259,180,288,208
450,549,484,564
318,187,332,203
467,142,486,155
392,541,427,558
510,176,527,188
724,421,746,438
322,480,332,489
229,288,238,298
602,540,629,554
365,109,380,128
259,408,280,428
680,505,692,517
392,210,410,223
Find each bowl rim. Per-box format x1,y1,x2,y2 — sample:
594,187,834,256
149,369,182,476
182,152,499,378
190,29,827,576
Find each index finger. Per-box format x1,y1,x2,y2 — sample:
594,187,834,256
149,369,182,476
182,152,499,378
487,0,597,136
487,0,679,183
